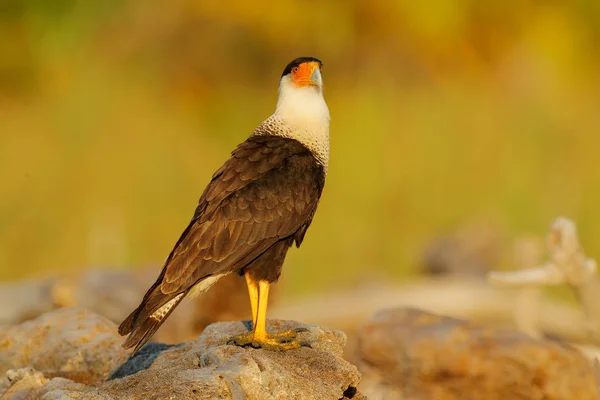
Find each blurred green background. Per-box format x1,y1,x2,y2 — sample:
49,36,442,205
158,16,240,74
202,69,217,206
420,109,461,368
1,0,599,295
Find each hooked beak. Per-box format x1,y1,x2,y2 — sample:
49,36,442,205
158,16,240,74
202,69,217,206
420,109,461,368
310,66,323,88
289,61,323,88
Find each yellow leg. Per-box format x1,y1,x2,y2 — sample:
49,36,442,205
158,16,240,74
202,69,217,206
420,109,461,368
229,276,307,351
244,271,258,327
253,280,270,341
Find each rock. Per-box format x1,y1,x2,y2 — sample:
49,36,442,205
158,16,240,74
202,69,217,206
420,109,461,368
104,320,361,399
0,367,49,399
1,313,362,400
1,369,92,400
109,342,180,380
357,307,597,400
0,307,128,384
420,219,503,277
0,278,57,324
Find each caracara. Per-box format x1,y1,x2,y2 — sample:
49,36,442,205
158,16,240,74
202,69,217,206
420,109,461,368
119,57,329,353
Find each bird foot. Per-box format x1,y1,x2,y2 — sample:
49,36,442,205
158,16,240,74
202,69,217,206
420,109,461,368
228,328,310,351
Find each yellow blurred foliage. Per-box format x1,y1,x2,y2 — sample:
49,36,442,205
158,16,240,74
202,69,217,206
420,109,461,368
0,0,599,295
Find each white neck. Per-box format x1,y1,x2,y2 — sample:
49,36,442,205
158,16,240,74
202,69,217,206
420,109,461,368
275,75,330,126
253,75,330,170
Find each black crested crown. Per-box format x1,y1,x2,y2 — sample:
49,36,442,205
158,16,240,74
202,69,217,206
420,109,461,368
281,57,322,77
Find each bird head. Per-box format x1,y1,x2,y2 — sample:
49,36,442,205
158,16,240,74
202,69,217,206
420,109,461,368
281,57,323,89
275,57,328,127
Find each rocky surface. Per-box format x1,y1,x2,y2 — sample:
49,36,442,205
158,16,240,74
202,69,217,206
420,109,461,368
1,308,362,400
0,278,58,324
0,307,129,384
5,298,597,399
357,307,598,400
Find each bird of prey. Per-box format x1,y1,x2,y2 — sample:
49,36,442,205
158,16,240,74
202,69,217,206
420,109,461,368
119,57,329,353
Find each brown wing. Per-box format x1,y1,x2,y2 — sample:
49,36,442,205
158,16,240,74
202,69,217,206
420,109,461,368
161,136,324,292
119,135,325,351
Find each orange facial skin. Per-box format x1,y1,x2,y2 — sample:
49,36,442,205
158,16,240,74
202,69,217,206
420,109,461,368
290,61,322,88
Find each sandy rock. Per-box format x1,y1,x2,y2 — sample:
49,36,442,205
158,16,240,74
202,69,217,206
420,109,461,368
2,316,361,399
357,307,598,400
1,369,90,400
0,307,128,384
1,367,49,399
104,320,361,399
0,278,57,324
37,377,103,400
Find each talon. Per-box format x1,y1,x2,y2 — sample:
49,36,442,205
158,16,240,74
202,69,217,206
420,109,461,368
229,332,254,347
234,278,311,352
229,331,306,351
256,337,302,352
276,336,293,344
273,328,309,339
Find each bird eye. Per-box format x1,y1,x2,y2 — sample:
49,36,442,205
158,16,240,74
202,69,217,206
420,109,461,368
292,66,299,73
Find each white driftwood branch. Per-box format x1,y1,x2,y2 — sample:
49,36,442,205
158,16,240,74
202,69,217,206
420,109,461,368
488,263,563,285
511,237,544,337
487,217,599,340
489,217,597,287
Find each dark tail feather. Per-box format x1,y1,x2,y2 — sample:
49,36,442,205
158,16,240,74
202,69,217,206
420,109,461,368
119,292,186,354
118,308,138,337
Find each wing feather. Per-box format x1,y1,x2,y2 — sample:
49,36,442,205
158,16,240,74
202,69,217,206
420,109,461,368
164,142,322,290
